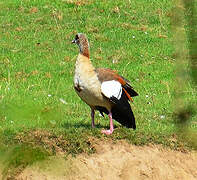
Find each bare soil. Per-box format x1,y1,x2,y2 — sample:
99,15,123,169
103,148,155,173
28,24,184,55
1,140,197,180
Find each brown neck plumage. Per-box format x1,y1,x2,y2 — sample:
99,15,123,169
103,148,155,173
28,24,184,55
79,37,90,58
80,46,90,58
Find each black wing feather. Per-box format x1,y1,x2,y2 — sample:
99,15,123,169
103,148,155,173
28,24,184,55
123,83,138,97
95,90,136,129
110,91,136,129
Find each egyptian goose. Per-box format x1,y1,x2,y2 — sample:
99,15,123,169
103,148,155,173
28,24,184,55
72,33,138,135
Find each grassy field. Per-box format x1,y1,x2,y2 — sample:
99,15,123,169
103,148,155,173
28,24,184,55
0,0,196,177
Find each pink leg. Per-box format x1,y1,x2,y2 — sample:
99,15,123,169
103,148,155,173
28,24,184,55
91,109,95,128
102,112,114,135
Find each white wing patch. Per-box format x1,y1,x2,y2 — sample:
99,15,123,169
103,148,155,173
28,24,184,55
101,80,122,100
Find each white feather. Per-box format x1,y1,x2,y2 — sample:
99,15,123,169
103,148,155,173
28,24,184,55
101,80,122,100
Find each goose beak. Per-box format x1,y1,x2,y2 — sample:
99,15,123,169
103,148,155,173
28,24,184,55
72,39,76,44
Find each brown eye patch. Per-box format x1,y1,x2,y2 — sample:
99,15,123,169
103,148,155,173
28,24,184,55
75,34,79,40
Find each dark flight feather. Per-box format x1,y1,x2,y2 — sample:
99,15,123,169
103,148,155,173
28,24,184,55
95,90,136,129
123,83,138,97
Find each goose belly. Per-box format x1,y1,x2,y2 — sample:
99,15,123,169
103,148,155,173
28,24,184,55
74,74,109,108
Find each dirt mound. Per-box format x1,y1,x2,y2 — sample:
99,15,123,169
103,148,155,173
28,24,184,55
1,141,197,180
71,141,197,180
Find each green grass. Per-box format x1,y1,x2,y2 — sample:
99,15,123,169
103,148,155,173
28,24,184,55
0,0,196,177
